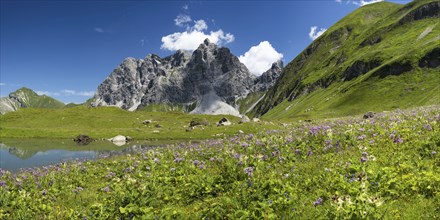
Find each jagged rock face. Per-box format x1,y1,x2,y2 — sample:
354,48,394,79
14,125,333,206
93,50,192,110
92,39,281,112
253,60,283,92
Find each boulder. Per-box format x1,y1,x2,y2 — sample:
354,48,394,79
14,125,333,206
252,118,261,122
190,118,209,127
239,115,250,124
73,134,93,145
142,120,153,124
108,135,130,146
217,117,231,126
363,111,375,119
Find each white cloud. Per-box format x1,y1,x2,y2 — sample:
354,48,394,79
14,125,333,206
61,89,75,95
309,26,327,40
78,91,95,96
174,14,192,27
36,91,61,96
335,0,383,6
359,0,383,6
238,41,283,76
36,90,94,97
161,19,234,51
0,83,5,86
94,27,104,33
182,4,189,10
194,20,208,31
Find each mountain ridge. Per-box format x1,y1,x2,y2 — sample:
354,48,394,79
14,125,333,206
252,0,440,119
92,39,283,115
0,87,65,114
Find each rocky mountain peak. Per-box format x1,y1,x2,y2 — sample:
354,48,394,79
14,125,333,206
92,40,283,115
253,60,284,92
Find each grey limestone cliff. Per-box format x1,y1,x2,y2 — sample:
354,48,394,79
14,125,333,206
92,39,283,114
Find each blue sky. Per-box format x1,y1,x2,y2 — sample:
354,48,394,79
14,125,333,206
0,0,411,104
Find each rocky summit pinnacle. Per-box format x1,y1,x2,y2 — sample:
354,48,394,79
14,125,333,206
92,39,283,114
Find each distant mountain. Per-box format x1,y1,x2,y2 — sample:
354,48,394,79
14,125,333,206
252,0,440,119
0,87,65,114
92,39,283,115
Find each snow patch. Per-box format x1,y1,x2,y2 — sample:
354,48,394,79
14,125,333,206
190,91,241,117
128,101,141,111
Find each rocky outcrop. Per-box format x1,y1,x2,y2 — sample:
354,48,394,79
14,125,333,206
419,48,440,68
73,134,93,145
92,39,283,114
253,60,283,92
398,1,440,25
342,60,381,81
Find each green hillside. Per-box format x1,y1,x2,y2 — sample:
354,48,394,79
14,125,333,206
0,87,65,114
252,0,440,120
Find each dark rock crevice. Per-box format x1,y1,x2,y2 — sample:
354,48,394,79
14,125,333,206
371,61,413,78
419,48,440,68
342,60,382,81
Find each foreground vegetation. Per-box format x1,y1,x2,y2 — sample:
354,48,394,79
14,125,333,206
0,106,438,219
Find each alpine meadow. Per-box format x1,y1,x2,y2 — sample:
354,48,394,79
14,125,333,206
0,0,439,219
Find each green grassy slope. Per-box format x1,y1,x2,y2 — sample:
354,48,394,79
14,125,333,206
0,106,281,139
10,87,65,108
253,0,440,120
0,87,65,114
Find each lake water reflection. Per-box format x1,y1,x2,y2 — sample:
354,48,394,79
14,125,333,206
0,138,168,172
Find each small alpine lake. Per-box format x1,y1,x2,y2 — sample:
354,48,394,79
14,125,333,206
0,138,175,172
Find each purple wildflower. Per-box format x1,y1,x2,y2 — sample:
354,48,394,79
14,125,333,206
173,157,183,163
432,151,437,155
295,149,301,154
0,180,5,187
42,189,47,196
103,187,109,192
192,160,200,166
313,197,323,206
105,172,115,179
198,164,205,169
362,152,368,157
423,124,432,131
234,153,240,159
154,158,160,164
309,126,321,136
307,150,313,157
361,157,368,163
241,142,249,148
357,135,366,140
244,167,254,176
394,137,403,144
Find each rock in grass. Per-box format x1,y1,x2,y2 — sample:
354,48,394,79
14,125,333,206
252,118,261,122
73,134,93,145
217,117,231,126
142,120,153,124
190,118,209,127
363,111,375,119
239,115,250,124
